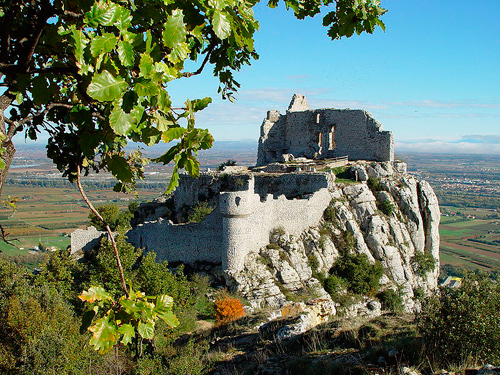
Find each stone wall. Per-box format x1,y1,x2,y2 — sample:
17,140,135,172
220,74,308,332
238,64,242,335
128,174,332,271
71,172,334,272
257,94,394,165
127,209,223,264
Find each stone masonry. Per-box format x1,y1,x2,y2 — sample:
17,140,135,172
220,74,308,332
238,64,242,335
257,94,394,165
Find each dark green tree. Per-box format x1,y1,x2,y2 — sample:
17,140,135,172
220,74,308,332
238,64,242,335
0,0,387,194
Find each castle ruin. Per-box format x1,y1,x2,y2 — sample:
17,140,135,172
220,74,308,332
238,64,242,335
257,94,394,165
71,95,400,274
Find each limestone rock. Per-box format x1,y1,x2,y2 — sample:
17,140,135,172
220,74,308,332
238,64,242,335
275,298,336,340
228,161,439,315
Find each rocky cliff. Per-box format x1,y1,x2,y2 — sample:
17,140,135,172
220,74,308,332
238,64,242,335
226,161,440,320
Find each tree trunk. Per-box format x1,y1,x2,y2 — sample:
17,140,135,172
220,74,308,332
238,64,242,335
0,93,16,197
0,137,15,196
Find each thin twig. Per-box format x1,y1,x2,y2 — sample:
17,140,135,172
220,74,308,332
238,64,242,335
76,164,128,296
181,42,216,78
0,224,20,250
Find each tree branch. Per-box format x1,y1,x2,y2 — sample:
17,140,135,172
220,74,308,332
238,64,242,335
181,42,216,78
19,0,55,71
3,102,75,140
0,224,20,250
63,10,84,18
28,66,78,75
76,165,128,296
0,4,20,63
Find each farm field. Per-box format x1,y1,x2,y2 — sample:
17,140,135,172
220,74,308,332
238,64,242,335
439,206,500,272
0,184,164,262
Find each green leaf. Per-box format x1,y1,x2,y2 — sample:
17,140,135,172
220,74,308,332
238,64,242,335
153,144,180,164
114,6,132,31
109,102,134,135
137,321,155,340
139,53,154,78
134,78,158,97
79,286,113,303
85,1,121,27
212,10,231,39
162,9,187,49
90,33,117,57
117,40,134,66
192,97,212,112
89,315,119,354
15,92,23,105
166,167,179,193
157,310,179,328
185,156,200,177
87,70,127,101
71,27,89,66
157,89,172,112
32,76,50,106
153,113,174,132
168,42,190,64
161,126,186,143
141,126,162,146
107,155,134,182
118,323,135,345
156,294,174,310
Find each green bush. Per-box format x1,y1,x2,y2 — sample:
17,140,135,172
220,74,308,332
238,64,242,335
187,202,214,223
367,177,383,192
377,289,403,312
217,159,236,171
88,203,134,230
331,253,384,296
324,275,348,298
412,251,436,276
323,204,336,223
378,199,395,216
418,274,500,367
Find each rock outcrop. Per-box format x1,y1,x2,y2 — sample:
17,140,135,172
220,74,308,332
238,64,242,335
226,161,440,316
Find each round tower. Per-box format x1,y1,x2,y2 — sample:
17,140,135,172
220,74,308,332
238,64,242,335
219,178,257,272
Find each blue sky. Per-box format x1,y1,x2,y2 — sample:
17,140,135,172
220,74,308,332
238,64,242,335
169,0,500,154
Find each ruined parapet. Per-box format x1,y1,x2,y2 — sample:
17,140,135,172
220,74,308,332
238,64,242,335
257,95,394,166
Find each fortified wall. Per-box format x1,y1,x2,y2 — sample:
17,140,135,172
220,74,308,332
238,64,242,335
257,94,394,166
126,172,334,271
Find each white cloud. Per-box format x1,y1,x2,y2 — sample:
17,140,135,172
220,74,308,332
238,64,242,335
396,135,500,154
390,99,500,109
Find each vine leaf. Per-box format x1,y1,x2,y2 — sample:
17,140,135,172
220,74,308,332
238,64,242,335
118,323,136,345
137,321,155,339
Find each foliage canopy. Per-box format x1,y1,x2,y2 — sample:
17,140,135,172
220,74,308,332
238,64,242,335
0,0,387,193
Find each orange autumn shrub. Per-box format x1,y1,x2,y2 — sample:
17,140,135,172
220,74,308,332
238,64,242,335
214,294,245,324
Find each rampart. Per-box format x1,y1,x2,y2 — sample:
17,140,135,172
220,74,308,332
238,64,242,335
127,172,334,271
72,172,334,272
257,94,394,165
